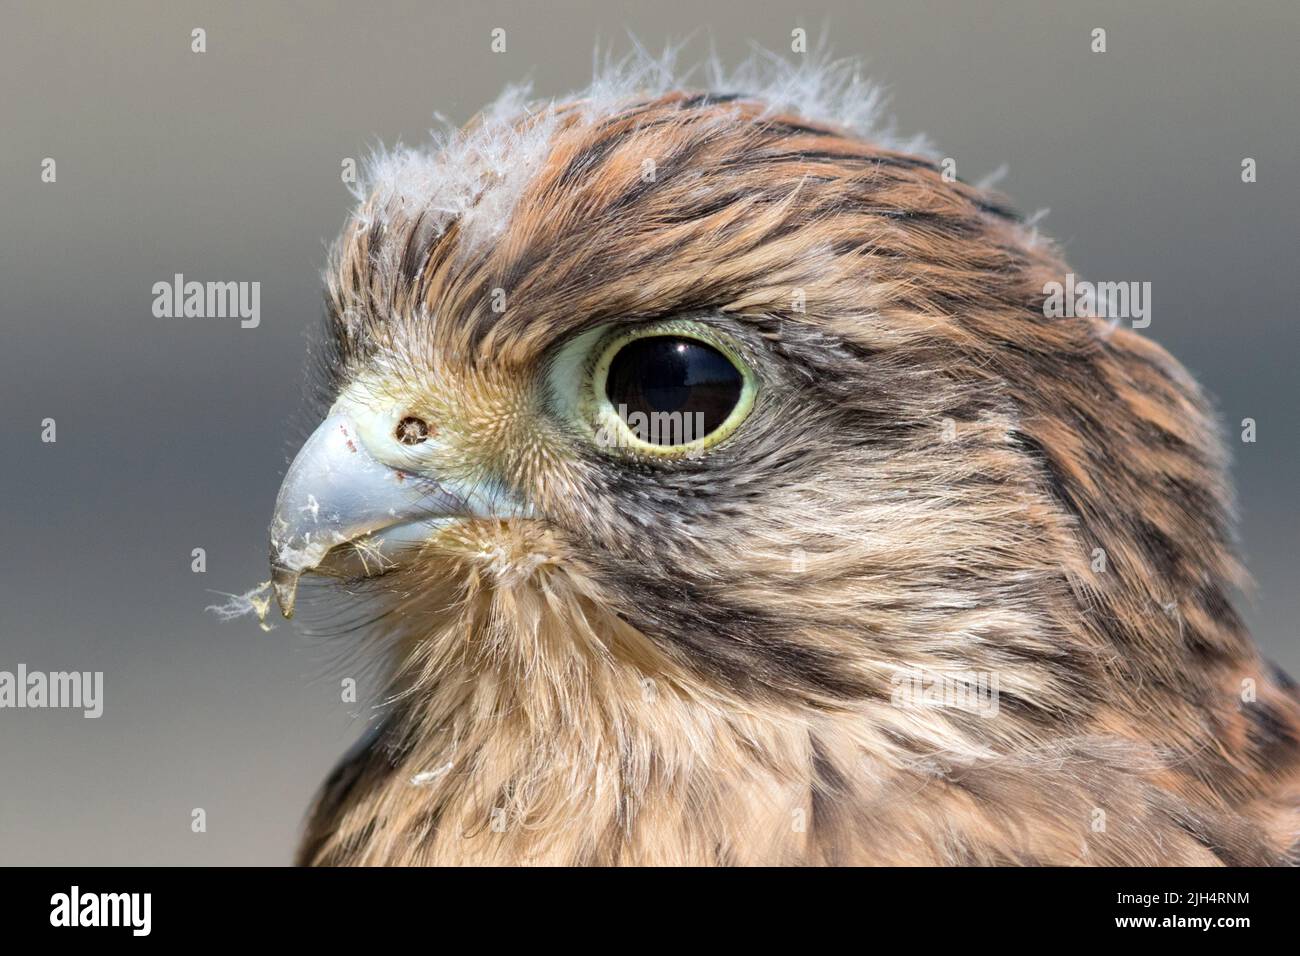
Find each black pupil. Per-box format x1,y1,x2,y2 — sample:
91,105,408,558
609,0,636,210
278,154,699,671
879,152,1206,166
604,336,743,446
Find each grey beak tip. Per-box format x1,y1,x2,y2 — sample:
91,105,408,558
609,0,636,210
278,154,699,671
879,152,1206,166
270,563,301,619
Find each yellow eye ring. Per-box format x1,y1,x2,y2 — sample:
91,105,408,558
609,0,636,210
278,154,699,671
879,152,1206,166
582,321,758,459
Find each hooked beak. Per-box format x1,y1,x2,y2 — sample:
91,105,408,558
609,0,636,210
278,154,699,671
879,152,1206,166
268,411,516,618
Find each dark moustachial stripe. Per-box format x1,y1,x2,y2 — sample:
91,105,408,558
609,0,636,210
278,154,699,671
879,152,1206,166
607,565,874,702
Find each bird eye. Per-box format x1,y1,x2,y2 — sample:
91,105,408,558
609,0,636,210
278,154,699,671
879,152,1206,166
573,323,757,457
604,337,743,444
395,416,430,445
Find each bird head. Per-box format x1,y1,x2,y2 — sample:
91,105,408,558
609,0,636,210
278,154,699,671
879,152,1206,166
268,61,1250,759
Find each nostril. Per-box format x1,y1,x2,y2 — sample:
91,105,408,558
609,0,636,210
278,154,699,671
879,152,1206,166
395,416,431,445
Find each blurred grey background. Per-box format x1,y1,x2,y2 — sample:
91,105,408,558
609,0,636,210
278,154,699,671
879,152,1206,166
1,0,1296,864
